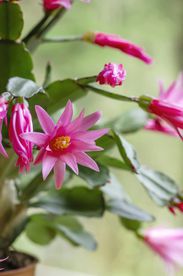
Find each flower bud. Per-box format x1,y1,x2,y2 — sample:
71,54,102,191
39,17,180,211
9,103,33,172
96,63,126,87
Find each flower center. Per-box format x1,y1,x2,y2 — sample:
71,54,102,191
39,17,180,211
49,136,71,152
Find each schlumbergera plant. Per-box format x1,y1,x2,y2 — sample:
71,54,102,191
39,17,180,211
1,0,183,274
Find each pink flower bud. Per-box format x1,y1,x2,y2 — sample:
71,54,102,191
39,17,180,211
9,103,33,172
43,0,72,11
43,0,89,11
96,63,126,87
83,32,152,64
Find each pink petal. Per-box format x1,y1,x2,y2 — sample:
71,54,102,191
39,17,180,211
34,148,46,165
35,105,55,134
74,128,109,142
75,152,99,171
71,140,103,152
57,100,73,127
80,111,101,130
60,153,79,174
21,132,49,147
66,110,85,133
42,152,57,180
54,160,66,189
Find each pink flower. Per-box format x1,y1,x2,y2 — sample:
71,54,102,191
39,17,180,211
21,101,108,189
0,96,8,158
145,74,183,137
96,63,126,87
9,103,33,173
43,0,72,11
143,228,183,275
43,0,89,11
83,32,152,64
145,119,178,137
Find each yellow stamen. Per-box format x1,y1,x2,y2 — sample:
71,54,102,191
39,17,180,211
49,136,71,152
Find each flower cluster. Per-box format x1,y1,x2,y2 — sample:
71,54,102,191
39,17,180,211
97,63,126,87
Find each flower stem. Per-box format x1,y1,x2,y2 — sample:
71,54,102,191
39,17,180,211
42,35,83,43
23,9,66,52
84,84,139,103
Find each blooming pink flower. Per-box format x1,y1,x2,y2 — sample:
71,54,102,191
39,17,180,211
21,101,108,189
145,74,183,137
83,32,152,64
96,63,126,87
0,96,8,158
9,103,33,173
143,228,183,275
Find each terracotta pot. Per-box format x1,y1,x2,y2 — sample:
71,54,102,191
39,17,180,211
0,252,37,276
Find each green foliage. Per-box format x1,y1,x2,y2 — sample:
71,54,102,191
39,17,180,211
137,166,179,206
30,79,87,115
78,164,110,188
0,2,23,40
31,186,105,217
7,77,44,98
26,214,97,250
109,108,148,134
0,41,34,92
111,131,140,173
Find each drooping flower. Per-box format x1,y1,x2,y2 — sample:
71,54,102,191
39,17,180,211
0,96,8,158
96,63,126,87
144,74,183,137
9,103,33,172
43,0,90,11
21,101,108,189
143,227,183,275
83,32,152,64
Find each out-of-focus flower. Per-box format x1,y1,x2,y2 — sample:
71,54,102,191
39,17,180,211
0,257,9,271
145,118,178,137
43,0,90,11
96,63,126,87
9,103,33,172
168,201,183,215
21,100,108,189
83,32,152,64
143,227,183,275
0,96,8,158
144,74,183,137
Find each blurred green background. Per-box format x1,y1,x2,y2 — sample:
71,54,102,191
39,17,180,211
16,0,183,275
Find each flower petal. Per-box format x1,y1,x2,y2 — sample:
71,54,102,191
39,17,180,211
54,160,66,189
74,128,109,142
60,153,79,174
80,111,101,130
57,100,73,126
35,105,55,134
21,132,49,147
42,152,57,180
75,152,99,171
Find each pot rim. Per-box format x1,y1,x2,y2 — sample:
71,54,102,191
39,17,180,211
0,251,38,275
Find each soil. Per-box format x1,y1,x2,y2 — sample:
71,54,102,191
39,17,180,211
0,251,37,272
